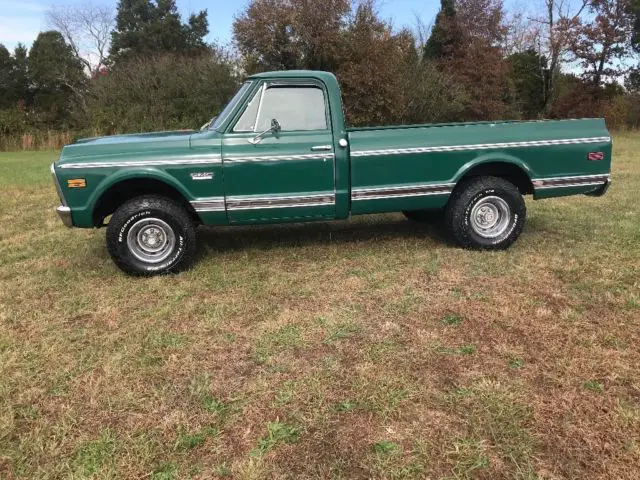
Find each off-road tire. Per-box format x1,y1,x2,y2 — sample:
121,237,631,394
444,176,526,250
106,195,197,276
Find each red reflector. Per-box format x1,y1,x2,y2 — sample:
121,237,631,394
588,152,604,161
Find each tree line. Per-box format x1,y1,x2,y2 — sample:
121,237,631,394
1,0,640,149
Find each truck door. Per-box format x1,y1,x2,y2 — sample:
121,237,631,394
221,80,336,223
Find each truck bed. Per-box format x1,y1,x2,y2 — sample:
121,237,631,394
347,118,611,215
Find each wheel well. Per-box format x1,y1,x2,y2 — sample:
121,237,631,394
92,178,200,227
458,162,533,195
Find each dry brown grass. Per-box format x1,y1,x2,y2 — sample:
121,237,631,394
0,131,102,152
0,134,638,479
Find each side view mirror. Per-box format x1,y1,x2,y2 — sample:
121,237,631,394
249,118,281,144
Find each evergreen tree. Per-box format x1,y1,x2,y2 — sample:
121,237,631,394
110,0,209,62
28,31,87,126
11,44,30,106
0,44,14,108
423,0,457,59
507,49,548,118
628,0,640,51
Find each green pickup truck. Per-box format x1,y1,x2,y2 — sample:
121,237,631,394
51,70,612,275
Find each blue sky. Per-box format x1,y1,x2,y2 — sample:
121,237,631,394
1,0,528,52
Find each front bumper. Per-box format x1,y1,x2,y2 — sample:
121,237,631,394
56,206,73,227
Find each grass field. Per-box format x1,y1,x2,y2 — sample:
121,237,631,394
0,135,638,479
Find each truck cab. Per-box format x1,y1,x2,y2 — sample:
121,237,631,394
188,71,351,224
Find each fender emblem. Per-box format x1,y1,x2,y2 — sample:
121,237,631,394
191,172,214,180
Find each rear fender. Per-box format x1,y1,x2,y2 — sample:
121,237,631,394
452,153,534,193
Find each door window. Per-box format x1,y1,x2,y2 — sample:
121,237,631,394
234,84,328,133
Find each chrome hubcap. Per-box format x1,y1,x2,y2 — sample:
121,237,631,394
127,218,176,263
469,196,511,238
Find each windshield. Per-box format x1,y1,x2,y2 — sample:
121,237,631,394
209,81,252,130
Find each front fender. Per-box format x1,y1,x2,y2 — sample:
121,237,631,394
89,168,194,207
67,167,196,228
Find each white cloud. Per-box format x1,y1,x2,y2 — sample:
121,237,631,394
0,1,46,50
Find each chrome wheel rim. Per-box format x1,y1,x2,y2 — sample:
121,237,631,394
469,196,511,238
127,218,176,264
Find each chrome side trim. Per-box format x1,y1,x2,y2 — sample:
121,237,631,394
59,155,222,169
190,197,226,213
533,173,611,190
224,153,334,164
227,193,335,211
351,137,611,158
352,183,455,201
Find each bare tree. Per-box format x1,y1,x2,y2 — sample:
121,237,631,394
560,0,633,86
46,3,114,75
503,10,543,56
530,0,589,112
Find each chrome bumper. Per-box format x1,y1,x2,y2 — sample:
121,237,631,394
56,206,73,227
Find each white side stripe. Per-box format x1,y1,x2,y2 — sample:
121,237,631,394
224,153,334,163
59,152,332,169
59,156,222,169
351,137,611,157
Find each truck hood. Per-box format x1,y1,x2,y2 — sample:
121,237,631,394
73,130,196,146
57,130,199,166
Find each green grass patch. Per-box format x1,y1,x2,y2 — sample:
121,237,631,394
252,421,300,456
508,357,525,369
442,313,464,326
175,427,217,450
583,380,605,393
373,440,400,454
72,430,117,477
323,321,361,344
435,343,477,355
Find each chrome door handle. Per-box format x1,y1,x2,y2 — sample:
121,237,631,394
311,145,333,152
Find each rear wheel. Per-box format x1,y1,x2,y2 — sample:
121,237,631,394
106,195,197,276
444,176,526,250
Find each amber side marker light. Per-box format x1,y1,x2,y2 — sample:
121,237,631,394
67,179,87,188
588,152,604,161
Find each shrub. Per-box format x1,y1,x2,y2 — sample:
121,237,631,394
88,51,239,134
604,94,640,130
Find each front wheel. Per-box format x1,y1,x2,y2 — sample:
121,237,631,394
444,176,526,250
106,195,197,276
